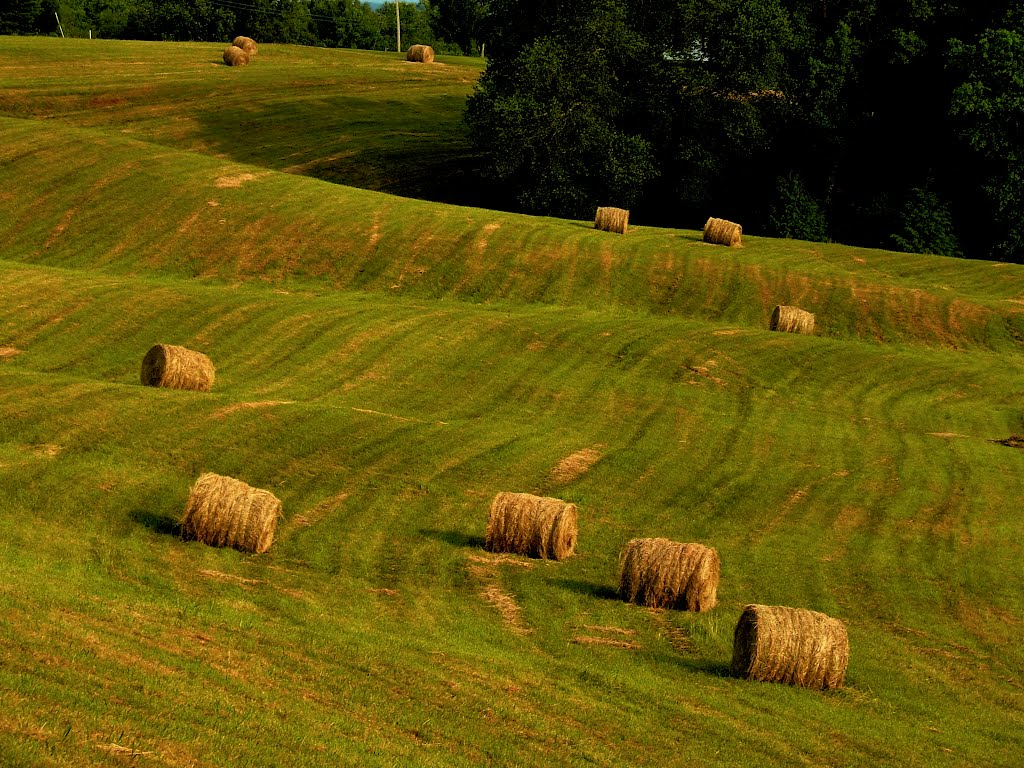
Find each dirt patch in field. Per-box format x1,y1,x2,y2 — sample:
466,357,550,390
547,445,605,486
0,346,21,359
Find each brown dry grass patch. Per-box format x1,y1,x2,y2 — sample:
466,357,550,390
583,625,636,636
198,568,263,587
212,400,293,419
214,172,258,188
283,490,349,533
571,635,640,650
0,346,22,359
547,445,605,486
481,585,531,635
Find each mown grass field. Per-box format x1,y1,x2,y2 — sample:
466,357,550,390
1,37,1023,767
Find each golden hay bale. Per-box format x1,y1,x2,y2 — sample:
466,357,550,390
223,46,249,67
181,473,281,554
140,343,215,392
731,604,849,690
594,206,630,234
770,305,816,335
233,36,258,56
406,44,435,63
485,492,577,560
703,216,742,247
618,538,719,611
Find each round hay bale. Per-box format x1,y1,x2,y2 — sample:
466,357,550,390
140,344,215,392
181,472,281,554
406,44,435,63
594,206,629,234
731,604,849,690
770,305,816,335
485,492,577,560
618,538,719,611
223,46,249,67
703,216,742,247
232,36,258,56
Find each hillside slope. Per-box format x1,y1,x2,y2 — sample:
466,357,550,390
1,38,1023,768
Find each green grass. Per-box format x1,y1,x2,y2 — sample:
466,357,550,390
1,37,1024,767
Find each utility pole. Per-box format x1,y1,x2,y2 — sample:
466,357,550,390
395,1,401,53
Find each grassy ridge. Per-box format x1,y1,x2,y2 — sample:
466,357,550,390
0,37,484,204
1,37,1024,766
2,260,1023,765
3,116,1024,352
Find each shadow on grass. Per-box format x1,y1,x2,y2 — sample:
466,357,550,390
129,508,181,537
552,577,619,601
674,658,733,679
418,528,486,549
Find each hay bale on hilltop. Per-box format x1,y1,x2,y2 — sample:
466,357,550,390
485,492,577,560
770,305,815,335
594,207,630,234
618,538,719,611
407,44,435,63
233,36,258,56
141,344,215,392
223,46,250,67
181,472,281,554
731,604,849,690
704,217,742,247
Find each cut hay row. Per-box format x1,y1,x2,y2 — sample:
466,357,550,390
618,538,719,612
485,492,577,560
731,604,849,690
407,44,435,63
181,472,281,554
140,343,215,392
770,305,816,335
594,207,629,234
223,46,250,67
233,36,258,56
704,217,742,247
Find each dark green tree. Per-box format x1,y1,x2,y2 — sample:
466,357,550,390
0,0,44,33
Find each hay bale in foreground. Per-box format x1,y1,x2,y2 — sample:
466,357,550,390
407,44,435,63
223,46,249,67
594,206,629,234
485,492,577,560
233,36,258,56
140,344,215,392
181,473,281,554
770,305,816,335
731,604,849,690
618,538,719,611
704,217,742,247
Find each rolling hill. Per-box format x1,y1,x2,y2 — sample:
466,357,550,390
1,37,1022,767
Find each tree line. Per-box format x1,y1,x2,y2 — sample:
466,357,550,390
4,0,1021,261
468,1,1024,262
0,0,467,54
